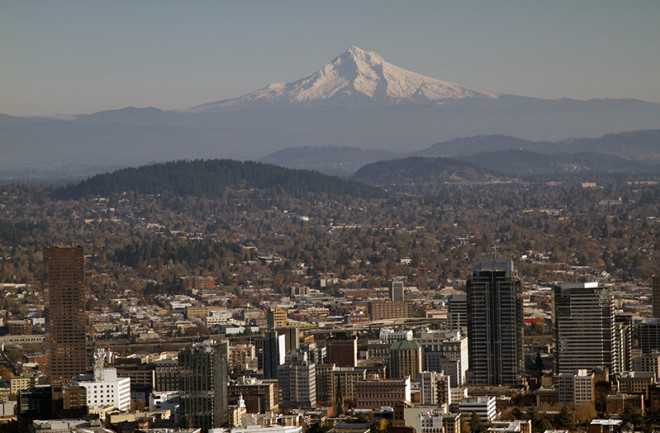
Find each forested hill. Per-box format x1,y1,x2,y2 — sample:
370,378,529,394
52,159,385,200
352,156,500,186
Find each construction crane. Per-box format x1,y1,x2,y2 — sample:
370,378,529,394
417,263,429,290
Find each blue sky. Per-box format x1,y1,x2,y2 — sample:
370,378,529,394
2,1,660,116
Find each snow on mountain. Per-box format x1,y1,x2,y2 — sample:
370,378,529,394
185,46,497,112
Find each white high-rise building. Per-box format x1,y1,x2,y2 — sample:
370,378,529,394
73,350,131,411
418,371,451,406
419,329,469,386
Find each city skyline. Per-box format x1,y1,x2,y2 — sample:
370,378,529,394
2,1,660,116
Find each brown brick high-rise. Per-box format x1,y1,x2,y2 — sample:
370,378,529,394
44,246,87,383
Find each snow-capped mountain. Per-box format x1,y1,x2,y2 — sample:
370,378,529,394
186,46,497,112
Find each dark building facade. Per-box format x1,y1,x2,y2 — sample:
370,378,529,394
466,258,524,386
179,340,229,432
44,246,87,383
553,282,616,374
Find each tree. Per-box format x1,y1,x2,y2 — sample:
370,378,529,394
554,405,575,430
621,404,642,427
574,401,597,425
469,412,483,433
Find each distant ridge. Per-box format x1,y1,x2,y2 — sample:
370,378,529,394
352,157,498,186
53,159,384,200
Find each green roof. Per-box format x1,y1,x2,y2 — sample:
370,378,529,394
390,340,421,350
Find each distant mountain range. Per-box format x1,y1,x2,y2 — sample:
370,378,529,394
262,130,660,177
2,46,660,181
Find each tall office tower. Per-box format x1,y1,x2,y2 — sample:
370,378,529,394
614,315,633,373
554,282,616,374
262,328,299,380
653,276,660,318
327,332,358,367
262,330,286,380
447,294,468,332
277,351,316,409
390,279,405,302
44,246,87,383
466,259,524,386
179,340,229,431
638,319,660,354
389,340,422,379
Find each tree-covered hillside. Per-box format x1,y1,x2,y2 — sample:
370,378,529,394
52,159,384,200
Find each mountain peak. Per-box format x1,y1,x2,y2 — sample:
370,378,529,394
186,46,498,112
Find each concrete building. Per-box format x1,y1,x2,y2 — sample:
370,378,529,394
390,279,405,302
267,308,287,329
44,246,87,383
73,351,131,411
632,352,660,380
419,329,469,386
379,328,413,344
557,369,595,405
488,420,532,433
459,396,498,423
229,377,278,414
355,375,411,408
327,333,358,367
277,351,316,409
418,371,451,406
638,318,660,354
616,371,654,397
554,282,616,374
447,294,468,332
414,411,462,433
390,340,422,380
614,316,632,373
179,340,229,431
466,259,523,386
315,364,366,406
368,301,413,321
606,394,644,415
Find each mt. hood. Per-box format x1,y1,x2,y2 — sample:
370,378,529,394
187,46,497,111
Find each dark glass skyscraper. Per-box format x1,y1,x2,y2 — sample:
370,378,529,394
179,340,229,431
466,259,524,386
44,246,87,383
553,282,616,374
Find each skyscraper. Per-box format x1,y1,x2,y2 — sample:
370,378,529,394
179,340,229,431
277,350,316,408
466,258,524,386
44,246,87,383
447,293,467,332
554,282,616,374
262,328,299,379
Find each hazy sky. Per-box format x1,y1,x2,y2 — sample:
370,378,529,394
3,1,660,116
